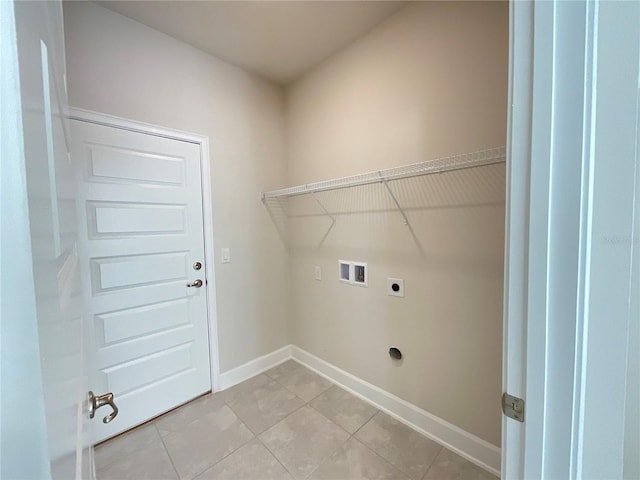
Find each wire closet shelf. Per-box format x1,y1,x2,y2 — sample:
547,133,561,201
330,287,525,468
261,146,506,200
261,146,506,246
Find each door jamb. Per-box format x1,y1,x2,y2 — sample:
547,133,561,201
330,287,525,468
66,106,221,392
502,1,532,477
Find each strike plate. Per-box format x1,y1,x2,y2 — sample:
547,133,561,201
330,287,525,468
502,392,525,422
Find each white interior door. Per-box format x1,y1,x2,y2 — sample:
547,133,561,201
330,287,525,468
71,120,212,443
1,1,91,478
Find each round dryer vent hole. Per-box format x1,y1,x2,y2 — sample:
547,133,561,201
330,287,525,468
389,347,402,360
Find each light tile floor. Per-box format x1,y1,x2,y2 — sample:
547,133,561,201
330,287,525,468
96,360,498,480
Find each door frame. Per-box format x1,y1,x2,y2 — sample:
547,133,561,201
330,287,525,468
504,0,640,478
504,1,593,477
501,1,531,477
67,107,221,393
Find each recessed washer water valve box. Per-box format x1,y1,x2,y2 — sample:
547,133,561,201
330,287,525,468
353,263,368,287
387,278,404,297
339,260,351,283
338,260,368,287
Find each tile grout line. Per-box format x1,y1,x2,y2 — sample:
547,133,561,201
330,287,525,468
219,374,308,437
302,432,351,480
297,358,498,478
261,364,351,480
299,408,412,480
101,363,447,480
420,445,445,480
348,398,461,480
298,398,356,479
349,419,415,480
201,365,439,480
351,408,380,438
345,433,414,480
303,383,356,476
256,435,298,480
335,393,454,480
265,361,332,402
188,431,256,480
280,379,319,401
250,399,309,437
153,422,181,480
217,364,445,480
350,410,440,480
306,401,356,438
156,393,256,480
188,396,258,480
223,389,309,479
266,362,393,480
253,365,338,436
95,423,182,479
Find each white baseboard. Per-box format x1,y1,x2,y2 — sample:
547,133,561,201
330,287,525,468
218,344,292,391
217,344,500,476
290,346,501,477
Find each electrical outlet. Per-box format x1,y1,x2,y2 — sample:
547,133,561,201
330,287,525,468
221,248,231,263
314,265,322,281
387,278,404,297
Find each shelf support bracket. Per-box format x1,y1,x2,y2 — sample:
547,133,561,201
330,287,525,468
261,195,290,249
311,191,336,246
379,172,410,226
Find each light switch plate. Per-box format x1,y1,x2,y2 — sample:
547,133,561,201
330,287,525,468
314,265,322,281
221,248,231,263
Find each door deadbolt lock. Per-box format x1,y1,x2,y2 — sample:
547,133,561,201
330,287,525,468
193,262,202,270
88,390,119,424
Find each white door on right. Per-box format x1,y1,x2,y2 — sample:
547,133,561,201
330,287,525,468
71,120,212,444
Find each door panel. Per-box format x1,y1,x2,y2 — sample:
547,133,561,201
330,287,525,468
97,298,190,344
91,252,189,292
71,120,211,443
88,147,186,185
89,202,187,236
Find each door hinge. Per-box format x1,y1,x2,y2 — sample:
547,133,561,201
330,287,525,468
502,392,525,422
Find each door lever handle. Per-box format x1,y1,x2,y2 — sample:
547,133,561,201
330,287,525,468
187,279,203,288
88,391,119,424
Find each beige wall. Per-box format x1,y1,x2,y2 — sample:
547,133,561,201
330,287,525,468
285,1,508,446
63,1,290,373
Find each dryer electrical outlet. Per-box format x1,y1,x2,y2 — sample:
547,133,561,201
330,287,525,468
387,278,404,297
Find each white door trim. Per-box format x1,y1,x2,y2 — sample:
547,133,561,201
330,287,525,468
502,1,532,477
506,1,639,478
67,107,221,393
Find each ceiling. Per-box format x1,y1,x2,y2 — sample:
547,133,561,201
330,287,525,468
96,1,408,85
